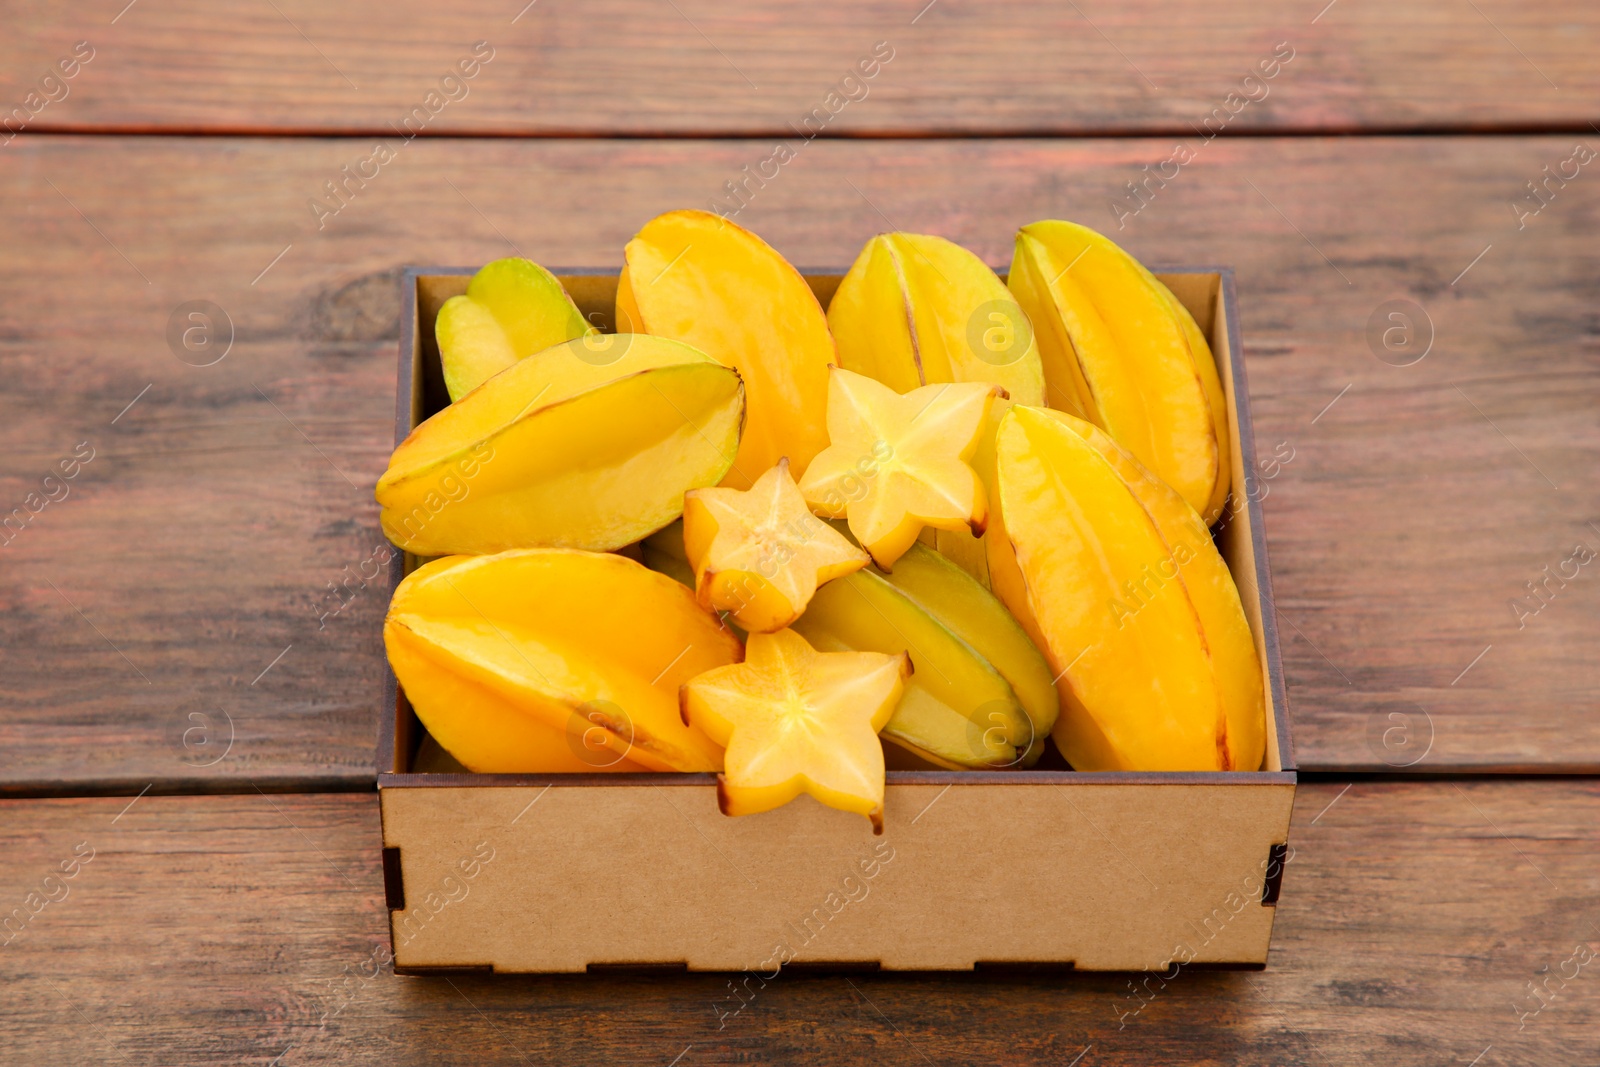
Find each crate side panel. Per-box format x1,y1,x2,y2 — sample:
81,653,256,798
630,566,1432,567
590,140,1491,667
1168,272,1291,775
1154,271,1219,339
414,275,465,417
381,781,1292,972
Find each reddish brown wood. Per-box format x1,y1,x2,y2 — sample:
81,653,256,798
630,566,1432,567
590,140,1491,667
0,135,1595,789
1,783,1594,1063
0,1,1595,137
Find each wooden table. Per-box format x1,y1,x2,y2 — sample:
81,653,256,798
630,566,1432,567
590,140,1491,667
2,2,1596,1062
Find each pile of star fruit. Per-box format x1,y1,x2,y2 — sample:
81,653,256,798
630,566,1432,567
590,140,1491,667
378,210,1266,832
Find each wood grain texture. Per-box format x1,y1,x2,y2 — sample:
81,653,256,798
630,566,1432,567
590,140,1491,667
1,783,1596,1063
0,134,1596,789
0,1,1596,137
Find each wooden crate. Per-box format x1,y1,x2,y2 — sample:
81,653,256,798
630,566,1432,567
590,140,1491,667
377,266,1295,974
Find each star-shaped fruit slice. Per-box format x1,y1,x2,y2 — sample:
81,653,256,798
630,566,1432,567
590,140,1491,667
681,628,911,832
682,458,871,633
797,367,1002,569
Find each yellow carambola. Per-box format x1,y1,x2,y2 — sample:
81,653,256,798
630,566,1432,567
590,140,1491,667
798,368,999,570
922,396,1012,589
872,541,1058,765
1060,410,1263,772
987,407,1264,772
377,334,744,556
829,232,1046,407
792,562,1034,769
619,209,835,490
435,257,590,401
682,459,870,634
682,628,909,832
385,549,740,773
1008,220,1230,522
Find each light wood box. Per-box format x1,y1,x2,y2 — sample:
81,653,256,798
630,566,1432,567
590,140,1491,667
377,266,1296,974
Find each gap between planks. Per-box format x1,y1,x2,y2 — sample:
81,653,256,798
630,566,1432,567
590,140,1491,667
10,121,1600,141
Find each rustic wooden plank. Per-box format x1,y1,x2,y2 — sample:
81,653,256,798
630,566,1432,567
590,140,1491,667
0,134,1595,787
0,1,1596,138
2,783,1595,1063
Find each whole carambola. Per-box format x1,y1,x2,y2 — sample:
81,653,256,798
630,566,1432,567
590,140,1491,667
619,209,836,490
793,562,1035,770
987,406,1264,772
828,231,1047,407
435,257,590,400
376,334,744,556
385,549,740,774
1007,220,1230,522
